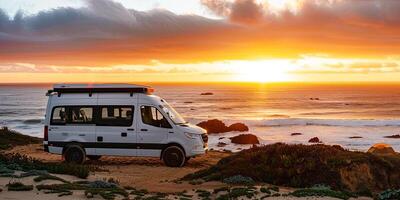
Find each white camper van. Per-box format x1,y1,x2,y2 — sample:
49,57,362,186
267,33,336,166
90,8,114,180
44,84,208,167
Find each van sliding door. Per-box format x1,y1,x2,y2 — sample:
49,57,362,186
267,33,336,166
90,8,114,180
95,94,137,156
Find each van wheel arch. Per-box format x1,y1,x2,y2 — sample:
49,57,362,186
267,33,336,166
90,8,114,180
160,143,186,159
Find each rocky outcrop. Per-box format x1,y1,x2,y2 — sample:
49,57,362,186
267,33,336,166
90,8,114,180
308,137,321,143
196,119,249,134
230,134,260,144
185,143,400,194
368,143,396,155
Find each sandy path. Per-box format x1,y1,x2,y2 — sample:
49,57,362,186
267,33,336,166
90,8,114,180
6,144,230,193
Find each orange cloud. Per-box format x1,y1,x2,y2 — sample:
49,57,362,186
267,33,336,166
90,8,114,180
0,0,399,68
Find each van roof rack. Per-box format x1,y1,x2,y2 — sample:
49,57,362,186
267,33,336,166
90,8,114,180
48,84,154,96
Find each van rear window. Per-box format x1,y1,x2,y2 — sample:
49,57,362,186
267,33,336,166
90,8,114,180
97,106,134,126
51,107,66,125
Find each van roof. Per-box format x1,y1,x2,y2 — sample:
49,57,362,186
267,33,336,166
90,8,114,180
48,84,154,95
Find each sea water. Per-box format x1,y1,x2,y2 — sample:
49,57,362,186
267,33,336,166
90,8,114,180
1,83,399,151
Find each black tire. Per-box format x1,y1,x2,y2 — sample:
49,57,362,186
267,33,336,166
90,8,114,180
162,146,186,167
64,145,86,164
87,155,102,161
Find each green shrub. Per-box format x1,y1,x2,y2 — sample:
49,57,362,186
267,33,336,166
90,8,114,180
378,189,400,200
229,187,256,198
223,175,254,185
260,187,271,194
290,187,355,200
7,182,34,191
85,187,128,200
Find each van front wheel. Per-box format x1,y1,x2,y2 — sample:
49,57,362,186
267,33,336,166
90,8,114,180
162,146,186,167
64,145,86,164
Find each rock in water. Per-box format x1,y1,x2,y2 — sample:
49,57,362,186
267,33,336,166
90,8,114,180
368,143,396,155
200,92,213,95
308,137,321,143
384,134,400,139
228,123,249,132
217,142,227,147
230,134,260,144
196,119,229,134
196,119,249,134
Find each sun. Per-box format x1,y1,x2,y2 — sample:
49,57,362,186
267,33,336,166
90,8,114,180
231,60,296,82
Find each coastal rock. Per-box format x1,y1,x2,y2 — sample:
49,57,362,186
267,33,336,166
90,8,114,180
349,136,363,139
217,142,227,147
291,133,302,136
384,134,400,139
200,92,213,95
196,119,249,134
230,134,260,144
308,137,321,143
228,123,249,132
367,143,396,155
196,119,230,134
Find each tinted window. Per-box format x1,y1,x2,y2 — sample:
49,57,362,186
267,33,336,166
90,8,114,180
51,107,66,125
69,107,94,124
141,106,172,128
98,106,133,126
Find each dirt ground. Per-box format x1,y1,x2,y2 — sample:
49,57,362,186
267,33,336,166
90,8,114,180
6,144,231,193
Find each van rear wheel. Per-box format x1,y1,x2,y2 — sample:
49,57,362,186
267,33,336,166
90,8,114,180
87,155,102,161
162,146,186,167
64,145,86,164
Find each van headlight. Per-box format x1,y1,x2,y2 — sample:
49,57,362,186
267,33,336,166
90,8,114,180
184,132,199,139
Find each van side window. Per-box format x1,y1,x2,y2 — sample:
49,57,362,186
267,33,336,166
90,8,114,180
51,107,66,125
98,106,133,126
69,107,93,124
140,106,172,128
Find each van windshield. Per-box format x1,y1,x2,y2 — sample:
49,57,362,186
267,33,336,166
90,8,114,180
159,100,186,125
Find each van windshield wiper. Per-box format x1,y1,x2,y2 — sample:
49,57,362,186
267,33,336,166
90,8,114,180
176,122,188,125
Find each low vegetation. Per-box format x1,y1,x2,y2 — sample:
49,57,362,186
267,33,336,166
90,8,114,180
184,143,400,194
0,153,89,178
0,127,41,150
289,185,357,200
7,182,34,191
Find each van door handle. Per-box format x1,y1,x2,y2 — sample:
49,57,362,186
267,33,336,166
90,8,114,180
127,128,134,131
121,132,127,137
140,129,148,132
97,136,103,142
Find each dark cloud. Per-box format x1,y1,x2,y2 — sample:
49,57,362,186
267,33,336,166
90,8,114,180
0,0,400,67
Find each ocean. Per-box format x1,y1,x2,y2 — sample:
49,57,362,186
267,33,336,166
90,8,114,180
1,83,400,151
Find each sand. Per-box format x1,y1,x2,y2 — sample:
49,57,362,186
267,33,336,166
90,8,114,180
1,144,373,200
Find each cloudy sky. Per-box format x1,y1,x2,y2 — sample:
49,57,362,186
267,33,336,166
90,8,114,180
0,0,399,83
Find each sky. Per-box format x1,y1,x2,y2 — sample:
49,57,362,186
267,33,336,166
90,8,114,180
0,0,400,83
